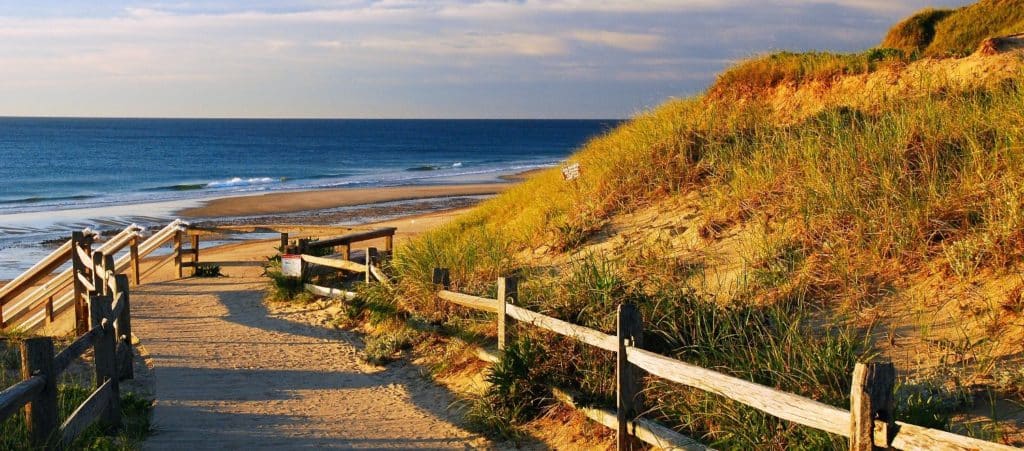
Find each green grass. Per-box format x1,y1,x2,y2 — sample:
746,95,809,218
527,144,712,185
711,49,907,96
881,8,955,55
383,10,1024,445
923,0,1024,57
369,2,1024,446
1,355,152,450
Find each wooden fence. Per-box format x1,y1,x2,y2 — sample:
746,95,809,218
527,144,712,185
0,254,136,449
278,227,397,297
1,220,190,333
430,268,1018,451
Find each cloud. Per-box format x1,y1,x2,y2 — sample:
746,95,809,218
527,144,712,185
0,0,975,118
358,32,569,57
570,30,663,52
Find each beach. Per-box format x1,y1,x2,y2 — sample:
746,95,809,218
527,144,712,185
178,183,511,218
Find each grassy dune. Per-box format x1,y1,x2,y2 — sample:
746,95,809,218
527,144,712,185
378,1,1024,447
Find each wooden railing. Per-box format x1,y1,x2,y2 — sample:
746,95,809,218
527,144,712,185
275,227,396,297
430,268,1018,451
1,219,189,333
0,255,135,449
282,227,397,259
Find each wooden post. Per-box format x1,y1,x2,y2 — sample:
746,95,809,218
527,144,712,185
365,247,377,283
71,231,90,335
342,243,351,261
385,233,394,253
298,238,310,255
130,237,140,286
90,291,121,429
191,234,200,276
46,295,54,324
173,231,183,279
850,362,896,451
432,268,450,289
497,277,518,352
114,275,134,380
617,304,643,451
279,232,289,252
21,337,57,448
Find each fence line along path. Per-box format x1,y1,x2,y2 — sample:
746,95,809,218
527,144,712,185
129,240,488,449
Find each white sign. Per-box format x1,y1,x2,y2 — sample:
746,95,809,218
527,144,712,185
281,254,303,277
562,163,580,181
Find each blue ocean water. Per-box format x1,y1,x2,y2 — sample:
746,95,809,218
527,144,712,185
0,118,615,213
0,118,616,278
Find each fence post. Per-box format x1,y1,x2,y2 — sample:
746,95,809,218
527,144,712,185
21,337,57,448
114,275,134,380
129,235,141,284
432,268,450,289
90,291,122,429
342,243,351,261
298,238,310,255
71,231,90,335
850,362,895,451
497,277,518,352
191,234,200,274
616,304,643,451
279,232,289,252
365,247,377,283
173,231,183,279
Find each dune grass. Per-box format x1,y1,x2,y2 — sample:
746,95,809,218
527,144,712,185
923,0,1024,57
375,1,1024,445
384,58,1024,447
881,8,956,55
710,49,907,96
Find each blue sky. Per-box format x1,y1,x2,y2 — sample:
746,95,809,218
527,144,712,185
0,1,971,118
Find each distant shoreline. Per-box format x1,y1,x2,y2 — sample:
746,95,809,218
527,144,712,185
176,183,512,218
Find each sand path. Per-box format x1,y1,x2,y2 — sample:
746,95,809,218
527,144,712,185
131,213,489,449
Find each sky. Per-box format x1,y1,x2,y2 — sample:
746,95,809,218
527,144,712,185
0,0,973,119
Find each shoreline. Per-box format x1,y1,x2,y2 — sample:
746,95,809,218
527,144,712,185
176,183,512,218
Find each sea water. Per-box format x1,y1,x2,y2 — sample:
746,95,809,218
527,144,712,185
0,118,616,278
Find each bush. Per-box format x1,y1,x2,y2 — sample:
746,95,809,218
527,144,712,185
193,263,221,278
462,336,547,441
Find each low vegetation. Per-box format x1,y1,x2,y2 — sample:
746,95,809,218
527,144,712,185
0,335,153,450
193,263,222,278
377,0,1024,447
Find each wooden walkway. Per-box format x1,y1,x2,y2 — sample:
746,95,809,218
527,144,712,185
131,269,482,449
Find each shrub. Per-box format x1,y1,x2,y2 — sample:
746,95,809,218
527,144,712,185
462,336,547,441
193,263,222,278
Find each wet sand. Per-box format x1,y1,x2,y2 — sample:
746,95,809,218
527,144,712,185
177,183,511,218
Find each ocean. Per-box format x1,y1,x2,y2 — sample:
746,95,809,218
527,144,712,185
0,118,616,278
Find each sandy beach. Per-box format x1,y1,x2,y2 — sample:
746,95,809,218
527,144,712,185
177,183,512,218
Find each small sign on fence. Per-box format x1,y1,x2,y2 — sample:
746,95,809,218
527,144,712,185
281,254,302,277
561,163,580,181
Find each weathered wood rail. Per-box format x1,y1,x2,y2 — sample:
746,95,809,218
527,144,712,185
277,227,397,296
1,220,190,333
0,253,136,449
430,268,1019,451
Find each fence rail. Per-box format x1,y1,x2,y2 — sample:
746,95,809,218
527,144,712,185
1,220,189,333
0,258,136,449
430,268,1018,451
